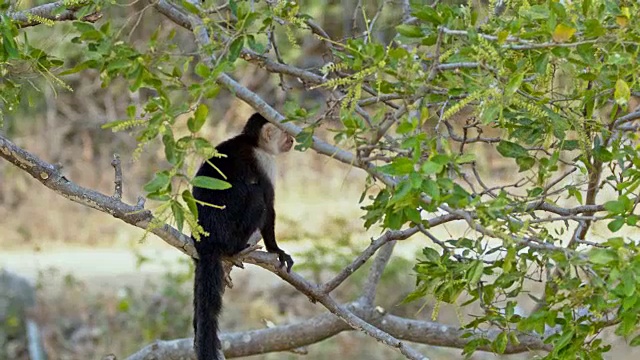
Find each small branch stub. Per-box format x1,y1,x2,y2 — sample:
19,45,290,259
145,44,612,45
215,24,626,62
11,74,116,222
135,196,146,210
111,154,123,200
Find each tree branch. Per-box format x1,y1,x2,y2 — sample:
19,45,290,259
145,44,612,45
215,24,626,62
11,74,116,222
359,241,396,306
7,0,101,28
126,303,549,360
0,134,197,257
613,109,640,128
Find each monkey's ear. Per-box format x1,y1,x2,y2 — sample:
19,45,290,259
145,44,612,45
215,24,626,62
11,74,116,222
263,124,275,141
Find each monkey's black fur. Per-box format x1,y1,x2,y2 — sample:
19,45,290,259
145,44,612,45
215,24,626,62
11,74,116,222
192,113,293,360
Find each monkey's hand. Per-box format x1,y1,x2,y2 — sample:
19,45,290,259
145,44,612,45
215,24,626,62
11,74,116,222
277,250,294,272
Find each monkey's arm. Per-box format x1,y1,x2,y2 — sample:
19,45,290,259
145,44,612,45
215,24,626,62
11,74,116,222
261,205,294,271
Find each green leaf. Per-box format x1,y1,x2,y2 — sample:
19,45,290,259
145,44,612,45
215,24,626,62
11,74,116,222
615,79,631,106
421,161,443,175
191,176,232,190
431,154,449,165
516,156,535,172
456,153,476,164
468,260,484,284
409,172,423,189
58,61,93,76
583,19,605,37
379,158,414,175
396,24,423,38
144,172,171,193
497,141,528,158
182,190,198,218
582,0,592,16
247,35,266,53
497,30,508,44
560,140,579,151
534,52,549,74
188,104,208,132
181,0,200,14
528,187,543,197
404,207,422,224
396,120,416,134
117,298,130,312
480,103,501,124
193,137,214,156
422,247,440,263
163,133,179,165
106,58,131,72
617,312,637,336
389,180,412,205
227,36,245,62
630,335,640,347
413,7,442,25
608,217,625,232
294,127,314,151
593,146,613,162
589,248,617,264
520,5,549,20
126,105,136,119
504,72,524,96
422,179,439,200
494,332,508,354
171,201,185,232
622,271,635,297
386,210,403,229
2,27,19,59
72,22,96,33
604,200,625,214
554,330,574,351
195,63,210,78
552,24,576,42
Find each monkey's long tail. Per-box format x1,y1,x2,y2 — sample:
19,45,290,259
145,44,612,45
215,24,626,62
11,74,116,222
194,250,224,360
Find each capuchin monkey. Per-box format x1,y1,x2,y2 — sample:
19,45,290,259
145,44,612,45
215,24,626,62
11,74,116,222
192,113,294,360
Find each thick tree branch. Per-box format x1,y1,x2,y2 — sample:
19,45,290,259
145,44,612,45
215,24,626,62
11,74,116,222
127,303,549,360
7,0,100,28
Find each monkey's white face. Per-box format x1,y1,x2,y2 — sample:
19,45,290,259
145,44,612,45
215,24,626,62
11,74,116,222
259,123,294,155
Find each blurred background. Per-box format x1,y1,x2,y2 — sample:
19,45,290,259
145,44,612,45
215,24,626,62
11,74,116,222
1,0,639,359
